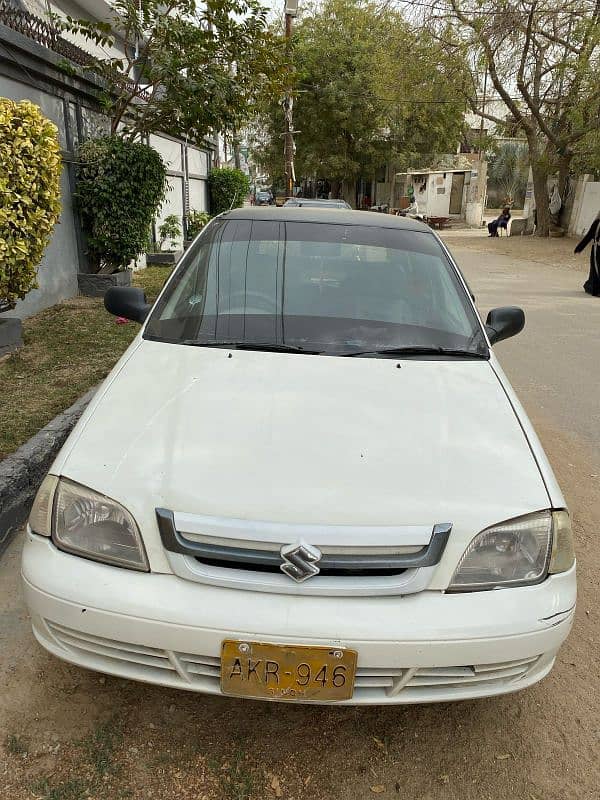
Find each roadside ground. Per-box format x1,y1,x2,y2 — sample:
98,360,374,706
441,228,584,273
1,238,599,800
0,267,171,460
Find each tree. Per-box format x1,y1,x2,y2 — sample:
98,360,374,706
427,1,600,235
59,0,281,142
572,128,600,178
209,167,251,214
254,0,466,200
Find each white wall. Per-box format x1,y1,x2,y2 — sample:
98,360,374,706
188,147,209,177
156,177,185,249
573,182,600,237
188,179,208,213
465,162,487,228
149,134,183,172
149,135,210,247
426,173,452,217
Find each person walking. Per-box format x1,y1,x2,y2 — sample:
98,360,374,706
575,211,600,297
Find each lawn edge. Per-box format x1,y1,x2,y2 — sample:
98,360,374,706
0,386,97,559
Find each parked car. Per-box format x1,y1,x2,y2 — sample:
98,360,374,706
284,198,351,209
23,208,576,705
255,190,273,206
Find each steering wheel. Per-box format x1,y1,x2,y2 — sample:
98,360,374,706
227,290,278,314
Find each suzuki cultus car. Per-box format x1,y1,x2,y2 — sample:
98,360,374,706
23,208,576,704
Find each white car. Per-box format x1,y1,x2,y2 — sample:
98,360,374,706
22,208,576,705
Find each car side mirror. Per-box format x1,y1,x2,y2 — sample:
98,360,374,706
104,287,151,323
485,306,525,345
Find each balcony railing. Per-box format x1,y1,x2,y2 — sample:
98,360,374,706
0,0,95,70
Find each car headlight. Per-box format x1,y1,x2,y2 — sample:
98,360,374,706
29,476,149,571
449,510,574,592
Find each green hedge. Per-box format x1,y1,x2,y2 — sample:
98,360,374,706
209,167,250,215
76,136,167,273
0,98,61,312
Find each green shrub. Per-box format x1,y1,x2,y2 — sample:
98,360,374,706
209,167,250,216
76,136,167,273
0,98,61,312
158,214,181,251
185,210,212,239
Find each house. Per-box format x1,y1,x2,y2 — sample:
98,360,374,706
393,155,488,227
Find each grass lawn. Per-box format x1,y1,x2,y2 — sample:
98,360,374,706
0,267,172,460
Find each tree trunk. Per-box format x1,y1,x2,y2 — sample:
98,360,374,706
556,152,572,229
557,153,571,199
232,129,242,170
530,156,551,237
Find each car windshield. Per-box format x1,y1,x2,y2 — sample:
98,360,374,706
144,218,487,357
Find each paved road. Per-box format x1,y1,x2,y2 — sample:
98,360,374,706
1,243,598,800
447,237,600,468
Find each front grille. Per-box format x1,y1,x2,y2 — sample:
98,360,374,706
155,508,452,596
43,621,542,702
193,553,408,577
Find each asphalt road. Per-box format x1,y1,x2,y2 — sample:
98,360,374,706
1,240,599,800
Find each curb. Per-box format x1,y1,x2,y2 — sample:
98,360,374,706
0,387,97,558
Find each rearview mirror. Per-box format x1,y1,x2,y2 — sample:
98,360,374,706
485,306,525,345
104,287,151,323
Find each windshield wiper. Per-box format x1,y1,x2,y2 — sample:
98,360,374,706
341,346,488,359
182,340,322,354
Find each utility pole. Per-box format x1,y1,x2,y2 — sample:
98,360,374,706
478,67,488,161
284,0,299,198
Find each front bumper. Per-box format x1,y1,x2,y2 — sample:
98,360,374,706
22,533,576,705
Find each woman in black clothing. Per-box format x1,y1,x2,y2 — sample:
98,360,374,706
575,211,600,297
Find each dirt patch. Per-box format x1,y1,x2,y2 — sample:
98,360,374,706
441,231,588,276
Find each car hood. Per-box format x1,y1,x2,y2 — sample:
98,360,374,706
58,339,550,576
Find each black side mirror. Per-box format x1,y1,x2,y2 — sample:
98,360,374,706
485,306,525,345
104,287,151,323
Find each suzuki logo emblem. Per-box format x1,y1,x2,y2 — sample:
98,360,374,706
279,542,322,582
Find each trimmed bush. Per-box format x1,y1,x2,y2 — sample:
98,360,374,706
76,136,167,273
0,98,61,312
209,167,250,216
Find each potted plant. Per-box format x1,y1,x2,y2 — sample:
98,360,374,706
183,210,211,248
147,215,183,265
75,136,167,296
0,99,61,355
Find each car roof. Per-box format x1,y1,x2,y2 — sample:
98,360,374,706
220,207,432,233
285,199,347,205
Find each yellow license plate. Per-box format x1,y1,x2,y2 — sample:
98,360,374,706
221,640,358,702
